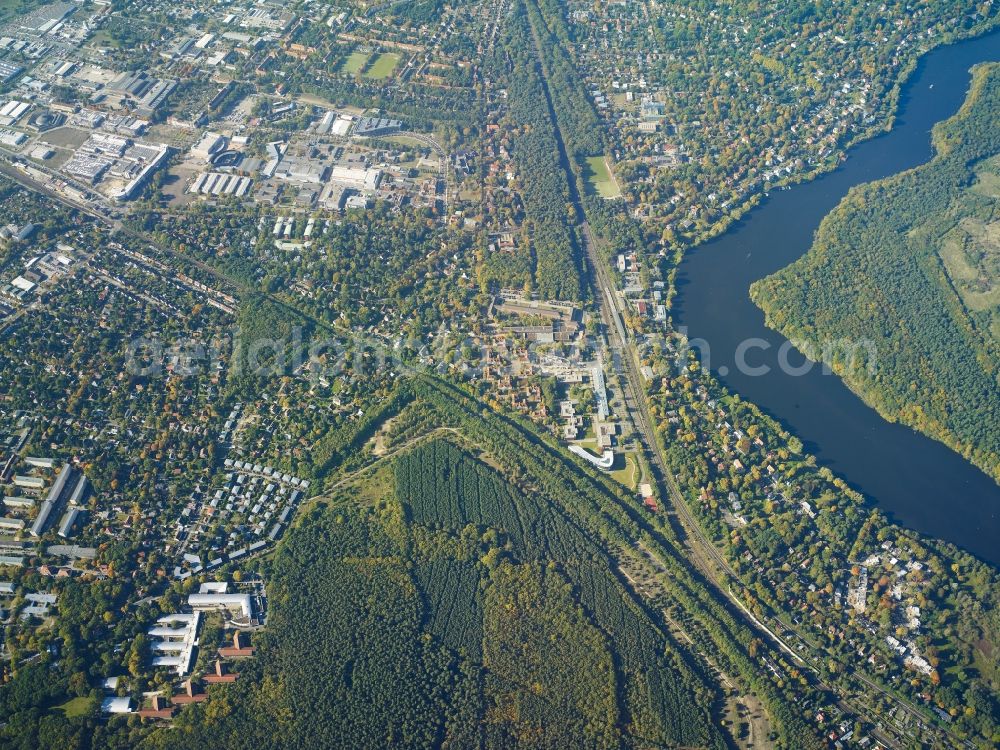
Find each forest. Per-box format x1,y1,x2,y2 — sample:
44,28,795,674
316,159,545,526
134,438,724,749
405,377,827,748
478,0,585,301
751,63,1000,483
106,376,838,750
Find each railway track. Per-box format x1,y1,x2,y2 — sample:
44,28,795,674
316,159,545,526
518,6,963,746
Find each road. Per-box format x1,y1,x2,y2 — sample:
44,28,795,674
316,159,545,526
519,7,959,748
395,130,452,216
573,121,962,750
0,17,953,745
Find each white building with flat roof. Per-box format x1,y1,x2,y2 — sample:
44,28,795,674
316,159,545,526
568,445,615,470
191,131,226,161
188,592,253,619
148,611,200,675
12,475,44,489
101,697,132,714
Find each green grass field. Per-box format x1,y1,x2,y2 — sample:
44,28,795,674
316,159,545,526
583,156,622,199
364,52,401,80
341,51,370,75
610,452,639,490
386,134,426,148
54,696,94,718
86,29,122,49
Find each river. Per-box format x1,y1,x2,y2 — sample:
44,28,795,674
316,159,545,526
673,29,1000,566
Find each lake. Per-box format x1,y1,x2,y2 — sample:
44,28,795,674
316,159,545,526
673,29,1000,566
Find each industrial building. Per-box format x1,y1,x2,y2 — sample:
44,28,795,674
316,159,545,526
0,61,23,83
0,99,30,126
273,155,329,184
327,165,382,192
62,134,170,201
190,132,227,161
106,70,177,117
0,128,26,147
111,144,170,202
189,172,253,198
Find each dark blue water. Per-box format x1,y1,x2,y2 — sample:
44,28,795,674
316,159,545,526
673,29,1000,566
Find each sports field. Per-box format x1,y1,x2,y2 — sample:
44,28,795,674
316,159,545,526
365,52,401,80
583,156,622,198
341,51,370,75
